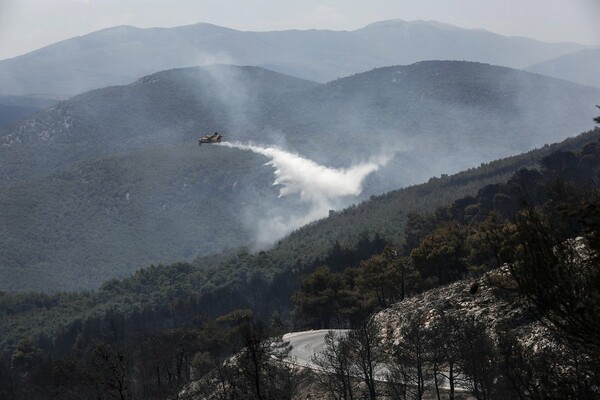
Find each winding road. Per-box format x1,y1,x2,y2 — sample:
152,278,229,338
283,329,468,393
283,329,348,368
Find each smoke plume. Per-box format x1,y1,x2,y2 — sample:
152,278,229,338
220,141,391,246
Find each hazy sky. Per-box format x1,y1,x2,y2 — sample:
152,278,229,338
0,0,599,60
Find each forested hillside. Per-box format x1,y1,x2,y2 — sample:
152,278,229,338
1,62,599,292
1,128,599,399
4,61,598,187
0,66,319,183
0,128,597,342
270,128,600,263
274,61,600,170
0,145,284,291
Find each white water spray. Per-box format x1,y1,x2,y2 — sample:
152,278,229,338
220,141,391,246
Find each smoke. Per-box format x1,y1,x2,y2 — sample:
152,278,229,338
220,141,391,247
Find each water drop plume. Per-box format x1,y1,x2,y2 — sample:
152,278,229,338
220,141,391,246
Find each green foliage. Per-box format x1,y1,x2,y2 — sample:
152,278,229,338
399,135,600,294
403,212,436,252
355,253,401,309
293,247,418,328
293,266,348,329
410,222,469,286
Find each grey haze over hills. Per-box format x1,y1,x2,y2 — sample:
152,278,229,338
1,62,599,292
526,47,600,88
0,95,57,128
0,19,589,99
3,62,598,186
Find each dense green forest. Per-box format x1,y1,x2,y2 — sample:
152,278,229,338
1,128,600,399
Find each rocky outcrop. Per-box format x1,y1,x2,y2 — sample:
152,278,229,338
375,266,550,349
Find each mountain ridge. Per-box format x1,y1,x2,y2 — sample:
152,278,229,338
3,61,599,186
526,47,600,88
0,20,590,98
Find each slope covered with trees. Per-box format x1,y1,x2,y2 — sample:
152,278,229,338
2,125,600,399
0,145,283,291
1,62,599,292
270,128,600,264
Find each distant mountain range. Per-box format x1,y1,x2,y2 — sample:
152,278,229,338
527,47,600,88
1,61,599,292
0,20,589,99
